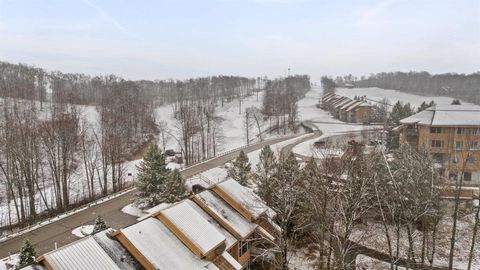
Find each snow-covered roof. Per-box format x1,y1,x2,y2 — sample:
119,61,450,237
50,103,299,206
221,252,242,270
194,190,258,239
214,179,274,220
334,98,353,109
92,230,139,269
120,217,218,270
339,99,358,110
331,96,350,107
400,105,480,126
42,237,121,270
346,101,369,112
161,200,226,254
186,199,238,249
400,109,433,125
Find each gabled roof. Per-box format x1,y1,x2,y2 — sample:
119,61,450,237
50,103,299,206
400,105,480,126
323,95,339,103
193,190,258,239
330,96,350,107
334,98,353,109
41,237,120,270
160,200,226,255
339,99,358,110
212,179,272,221
186,198,238,249
119,217,219,270
321,93,335,100
346,101,370,112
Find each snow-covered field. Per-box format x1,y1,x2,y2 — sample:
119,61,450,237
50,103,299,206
337,87,470,109
352,213,480,269
71,225,94,238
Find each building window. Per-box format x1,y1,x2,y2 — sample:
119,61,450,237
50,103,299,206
472,128,480,135
467,155,476,163
457,128,466,135
464,172,472,181
455,141,464,150
431,140,443,148
452,156,459,164
239,240,250,257
469,141,479,150
430,127,442,134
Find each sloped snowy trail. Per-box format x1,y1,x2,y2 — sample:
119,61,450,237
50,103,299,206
337,87,471,109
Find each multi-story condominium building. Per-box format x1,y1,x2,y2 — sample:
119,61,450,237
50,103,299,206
398,104,480,185
320,93,372,124
35,178,279,270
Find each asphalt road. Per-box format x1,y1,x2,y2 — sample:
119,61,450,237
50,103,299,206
0,134,300,258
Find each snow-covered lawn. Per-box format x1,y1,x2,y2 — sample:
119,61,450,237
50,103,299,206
337,87,471,109
0,253,19,270
71,225,94,238
356,255,406,270
121,203,171,219
351,213,480,269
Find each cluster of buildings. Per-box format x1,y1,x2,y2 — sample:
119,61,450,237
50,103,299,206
320,93,373,124
31,178,279,270
398,104,480,185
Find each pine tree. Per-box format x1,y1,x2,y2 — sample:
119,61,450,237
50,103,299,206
228,150,251,186
92,216,108,234
136,143,189,207
136,143,171,207
255,146,276,203
451,99,461,105
19,240,36,267
164,169,189,203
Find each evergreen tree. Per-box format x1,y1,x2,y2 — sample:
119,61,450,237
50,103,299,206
92,216,108,234
164,169,189,203
136,143,171,207
19,240,36,267
228,150,251,186
451,99,461,105
389,101,414,126
136,143,189,207
255,146,277,203
417,100,435,112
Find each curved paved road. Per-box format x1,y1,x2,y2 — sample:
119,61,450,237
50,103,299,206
0,134,299,258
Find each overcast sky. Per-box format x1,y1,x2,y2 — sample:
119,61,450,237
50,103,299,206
0,0,479,81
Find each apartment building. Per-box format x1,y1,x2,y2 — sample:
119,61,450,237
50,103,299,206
320,93,372,124
36,178,279,270
398,104,480,185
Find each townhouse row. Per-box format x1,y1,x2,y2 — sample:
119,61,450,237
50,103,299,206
320,93,372,124
30,178,279,270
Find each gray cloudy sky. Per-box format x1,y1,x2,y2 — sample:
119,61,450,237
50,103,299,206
0,0,479,80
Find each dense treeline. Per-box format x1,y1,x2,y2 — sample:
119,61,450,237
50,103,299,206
355,71,480,104
0,61,260,228
262,75,311,134
0,61,257,106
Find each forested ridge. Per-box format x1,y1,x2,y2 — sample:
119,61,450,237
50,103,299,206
354,71,480,104
0,60,310,230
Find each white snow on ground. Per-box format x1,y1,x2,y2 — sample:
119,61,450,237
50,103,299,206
337,87,471,109
293,123,381,157
121,203,172,219
351,213,480,269
121,203,145,218
0,253,19,270
356,255,406,270
71,225,94,238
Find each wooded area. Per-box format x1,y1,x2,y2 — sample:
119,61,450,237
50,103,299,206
355,72,480,104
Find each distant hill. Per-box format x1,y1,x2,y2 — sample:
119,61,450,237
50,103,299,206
353,71,480,104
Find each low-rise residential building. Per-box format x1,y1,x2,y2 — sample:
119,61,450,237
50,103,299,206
34,178,279,270
398,104,480,185
320,93,372,124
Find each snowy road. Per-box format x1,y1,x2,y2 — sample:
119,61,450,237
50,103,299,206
0,133,300,258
